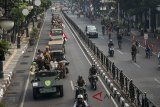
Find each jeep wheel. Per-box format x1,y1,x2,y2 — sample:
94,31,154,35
33,89,38,99
59,86,64,97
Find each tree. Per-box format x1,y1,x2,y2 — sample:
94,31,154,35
0,40,11,60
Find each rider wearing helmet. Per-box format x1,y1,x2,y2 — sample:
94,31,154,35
74,94,88,107
75,76,86,99
108,39,114,48
77,76,85,87
89,64,98,83
89,64,97,76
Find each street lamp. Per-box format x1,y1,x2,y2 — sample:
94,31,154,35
0,17,14,78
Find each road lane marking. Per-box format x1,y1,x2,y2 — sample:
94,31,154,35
64,16,118,107
154,78,160,85
117,50,123,55
133,62,141,68
70,80,75,90
20,11,48,107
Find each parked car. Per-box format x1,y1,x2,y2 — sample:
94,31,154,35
85,25,98,38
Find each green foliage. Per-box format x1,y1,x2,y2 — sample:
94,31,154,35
0,40,10,55
41,0,52,10
0,101,5,107
30,27,39,39
10,3,28,26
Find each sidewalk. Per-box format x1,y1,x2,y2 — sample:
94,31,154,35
0,22,33,100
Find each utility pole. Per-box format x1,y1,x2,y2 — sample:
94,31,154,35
118,1,120,23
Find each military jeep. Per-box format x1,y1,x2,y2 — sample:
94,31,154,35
31,69,63,99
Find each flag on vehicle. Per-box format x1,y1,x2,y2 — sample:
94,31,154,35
49,31,53,37
63,32,68,41
62,23,65,28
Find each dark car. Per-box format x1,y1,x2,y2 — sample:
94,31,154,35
85,25,98,38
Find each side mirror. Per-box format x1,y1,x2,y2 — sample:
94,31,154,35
31,80,34,83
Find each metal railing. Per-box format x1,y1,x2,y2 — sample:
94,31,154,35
62,11,156,107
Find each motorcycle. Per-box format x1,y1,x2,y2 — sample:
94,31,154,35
73,100,89,107
89,75,98,90
108,47,114,57
75,86,88,101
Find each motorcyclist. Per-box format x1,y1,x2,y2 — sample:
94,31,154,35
89,64,97,81
73,94,88,107
131,44,137,62
145,45,151,58
77,76,86,87
108,39,114,54
108,39,114,48
75,76,86,99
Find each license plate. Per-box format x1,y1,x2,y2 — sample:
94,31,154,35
40,87,56,93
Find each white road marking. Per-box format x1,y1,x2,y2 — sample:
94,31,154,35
70,80,75,90
117,50,123,55
154,78,160,85
20,11,47,107
22,43,29,54
64,16,118,107
133,62,141,68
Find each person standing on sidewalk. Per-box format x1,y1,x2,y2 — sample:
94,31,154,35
108,22,113,39
131,44,137,62
135,40,140,53
102,25,105,35
117,33,123,49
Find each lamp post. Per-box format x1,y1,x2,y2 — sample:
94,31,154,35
0,17,14,78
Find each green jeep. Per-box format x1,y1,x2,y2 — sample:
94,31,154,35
31,70,63,99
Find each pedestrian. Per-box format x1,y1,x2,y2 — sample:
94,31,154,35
112,62,115,79
135,40,140,53
120,70,124,89
129,80,135,102
102,25,105,35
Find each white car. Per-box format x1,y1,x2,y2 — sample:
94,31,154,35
85,25,98,38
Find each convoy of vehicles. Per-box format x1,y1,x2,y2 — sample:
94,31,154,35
30,4,95,107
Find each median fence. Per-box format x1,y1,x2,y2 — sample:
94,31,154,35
62,12,156,107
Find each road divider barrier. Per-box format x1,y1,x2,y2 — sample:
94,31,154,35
62,11,156,107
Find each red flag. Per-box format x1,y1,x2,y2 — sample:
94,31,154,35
63,32,68,41
49,32,53,37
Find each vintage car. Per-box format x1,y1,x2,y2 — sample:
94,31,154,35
31,69,64,99
49,28,63,40
48,40,65,62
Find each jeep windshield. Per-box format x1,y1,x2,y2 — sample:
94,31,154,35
36,72,58,77
53,30,62,36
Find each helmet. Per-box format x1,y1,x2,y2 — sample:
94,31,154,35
78,75,83,79
45,46,49,49
32,61,36,65
109,39,112,42
77,94,83,99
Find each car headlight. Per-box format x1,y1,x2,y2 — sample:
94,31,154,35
33,82,38,87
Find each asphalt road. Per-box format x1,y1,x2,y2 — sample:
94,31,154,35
65,12,160,106
3,9,117,107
